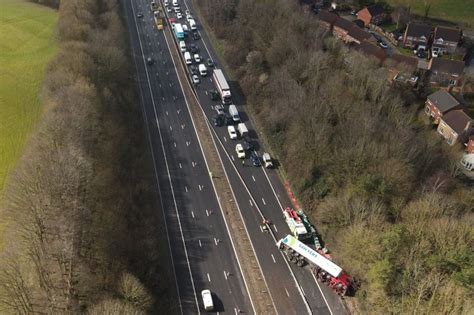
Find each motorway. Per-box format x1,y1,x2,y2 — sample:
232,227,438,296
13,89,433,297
123,0,348,314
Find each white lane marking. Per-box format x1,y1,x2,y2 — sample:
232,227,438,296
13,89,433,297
199,240,202,247
206,209,209,217
223,136,227,142
179,163,182,168
186,141,190,146
199,184,203,191
262,198,266,205
181,124,185,129
185,186,188,192
214,237,218,246
191,211,195,219
231,155,235,161
177,109,181,115
273,225,278,232
207,273,211,282
252,175,256,182
259,225,263,233
174,142,176,147
224,270,228,280
205,90,208,95
170,125,173,131
192,161,196,167
249,199,253,206
285,288,290,297
165,110,168,115
271,254,276,263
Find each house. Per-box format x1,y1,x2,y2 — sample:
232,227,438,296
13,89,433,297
402,23,433,49
432,26,461,54
316,10,338,31
425,90,462,123
354,40,387,63
346,25,373,44
332,17,354,41
429,58,465,86
356,4,387,26
461,153,474,171
466,135,474,153
437,110,473,145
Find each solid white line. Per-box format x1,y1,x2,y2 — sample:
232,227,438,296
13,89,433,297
161,14,256,313
312,273,334,315
129,2,194,313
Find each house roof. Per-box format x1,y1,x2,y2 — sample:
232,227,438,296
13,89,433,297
387,54,418,70
354,40,387,62
365,4,385,16
317,10,338,25
347,25,371,42
405,23,433,38
434,26,461,43
427,90,460,113
333,17,354,32
430,58,465,76
442,110,472,135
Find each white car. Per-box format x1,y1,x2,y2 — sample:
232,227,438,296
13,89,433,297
201,290,214,311
194,54,201,63
174,6,180,13
176,12,183,19
186,14,193,22
166,6,172,12
236,144,245,159
227,126,237,140
192,74,200,84
185,9,190,15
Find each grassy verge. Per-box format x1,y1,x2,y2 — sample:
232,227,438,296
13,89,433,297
385,0,474,27
0,0,58,191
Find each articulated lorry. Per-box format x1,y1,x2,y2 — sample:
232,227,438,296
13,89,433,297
213,69,232,105
277,234,353,296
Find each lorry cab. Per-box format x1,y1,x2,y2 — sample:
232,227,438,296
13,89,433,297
228,105,240,122
201,289,214,311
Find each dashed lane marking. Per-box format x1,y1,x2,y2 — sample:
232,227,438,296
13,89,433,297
262,198,266,205
271,254,276,263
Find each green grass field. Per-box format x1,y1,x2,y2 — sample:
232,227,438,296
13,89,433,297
0,0,57,191
385,0,474,27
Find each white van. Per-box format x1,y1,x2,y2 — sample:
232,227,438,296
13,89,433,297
237,123,248,137
182,24,189,34
184,52,192,65
189,19,197,30
229,105,240,122
198,64,207,76
179,41,186,52
172,0,178,7
201,290,214,311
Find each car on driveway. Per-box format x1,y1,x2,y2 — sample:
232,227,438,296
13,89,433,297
215,104,225,116
250,152,261,167
236,144,246,159
378,40,388,49
432,47,440,58
192,74,200,84
206,58,214,67
210,89,219,101
228,126,237,140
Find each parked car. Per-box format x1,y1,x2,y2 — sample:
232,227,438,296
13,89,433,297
210,89,219,101
378,41,388,49
206,58,214,67
215,104,225,116
236,144,245,159
228,126,237,140
250,152,261,167
416,48,426,59
432,47,440,58
192,32,200,40
192,74,200,84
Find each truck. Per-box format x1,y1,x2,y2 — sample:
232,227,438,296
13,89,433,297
237,123,248,138
172,23,184,40
154,9,164,30
212,69,232,105
277,234,353,296
150,1,158,11
283,207,310,241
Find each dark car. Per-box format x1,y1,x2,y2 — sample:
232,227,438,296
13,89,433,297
137,13,144,18
147,57,154,65
224,113,233,126
378,41,388,49
417,48,426,59
206,58,214,67
212,115,224,127
190,65,198,75
250,152,261,167
189,44,199,54
242,137,254,151
192,32,200,40
210,89,219,101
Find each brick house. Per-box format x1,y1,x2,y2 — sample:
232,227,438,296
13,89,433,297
425,90,462,123
332,17,354,41
356,4,387,26
465,135,474,153
402,23,433,49
429,58,465,86
346,25,373,44
437,110,473,145
316,10,338,31
432,26,461,54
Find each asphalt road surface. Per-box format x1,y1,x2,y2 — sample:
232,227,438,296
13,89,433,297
123,0,349,313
